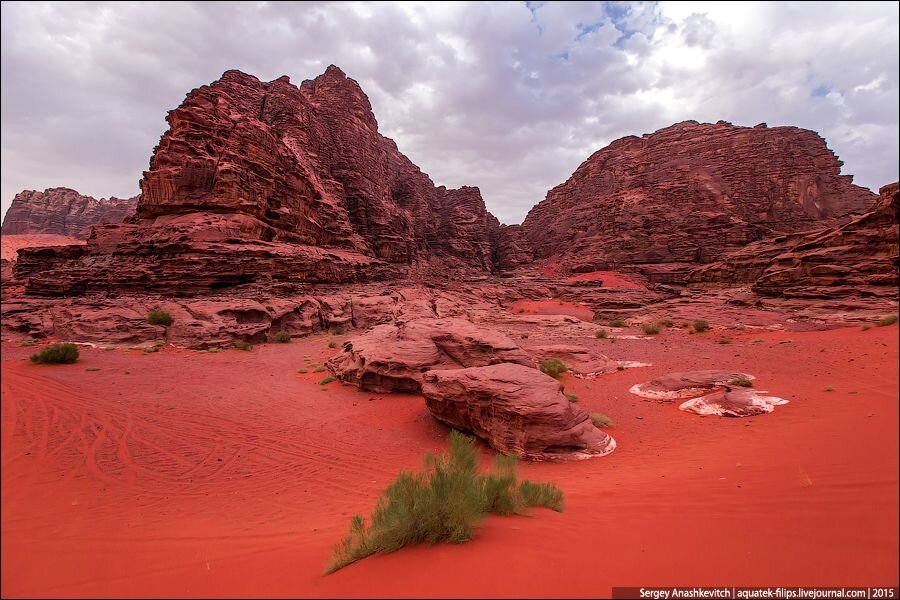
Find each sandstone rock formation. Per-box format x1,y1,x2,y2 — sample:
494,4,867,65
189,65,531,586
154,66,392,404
629,370,788,417
1,188,137,239
15,67,506,296
421,363,616,460
517,120,877,282
528,344,618,377
690,182,899,298
326,317,533,392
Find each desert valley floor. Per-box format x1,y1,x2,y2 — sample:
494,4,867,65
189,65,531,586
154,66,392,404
2,311,897,597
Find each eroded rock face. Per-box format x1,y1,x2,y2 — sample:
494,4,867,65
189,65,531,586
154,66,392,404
1,188,137,239
519,121,876,282
15,67,505,296
690,181,899,298
629,370,788,417
421,363,616,460
326,317,533,392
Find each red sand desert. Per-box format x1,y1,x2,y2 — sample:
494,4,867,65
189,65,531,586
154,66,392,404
3,323,897,597
2,57,899,599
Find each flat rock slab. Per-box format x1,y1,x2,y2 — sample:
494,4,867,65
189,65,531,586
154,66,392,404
326,317,533,393
629,370,788,417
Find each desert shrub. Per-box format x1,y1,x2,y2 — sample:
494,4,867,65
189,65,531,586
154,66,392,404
682,322,691,328
297,368,309,374
313,366,326,373
235,340,253,351
877,314,898,327
319,376,336,385
861,325,871,331
30,343,79,364
590,413,614,428
147,309,173,327
85,367,101,372
595,329,608,339
564,391,578,402
609,319,627,328
659,319,675,328
331,326,347,335
326,431,564,574
692,319,710,333
729,377,753,387
328,341,337,349
539,358,568,378
718,338,732,345
616,365,625,371
20,339,36,347
824,386,834,392
641,322,660,335
274,331,291,343
518,308,525,313
521,334,529,339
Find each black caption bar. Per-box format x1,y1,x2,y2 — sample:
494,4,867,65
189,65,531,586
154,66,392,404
611,588,900,599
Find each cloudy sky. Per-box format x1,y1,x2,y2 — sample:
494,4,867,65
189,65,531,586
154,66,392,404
1,1,898,224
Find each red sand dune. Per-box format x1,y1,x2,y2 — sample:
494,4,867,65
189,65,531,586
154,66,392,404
1,234,84,261
2,325,898,597
565,270,647,289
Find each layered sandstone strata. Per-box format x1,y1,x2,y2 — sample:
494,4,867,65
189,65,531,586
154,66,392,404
517,121,876,281
15,66,504,296
690,182,899,297
1,188,137,239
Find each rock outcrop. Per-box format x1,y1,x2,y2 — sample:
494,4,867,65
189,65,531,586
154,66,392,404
518,121,877,282
326,317,533,392
690,182,899,297
629,370,788,417
421,363,616,460
15,67,504,296
1,188,137,239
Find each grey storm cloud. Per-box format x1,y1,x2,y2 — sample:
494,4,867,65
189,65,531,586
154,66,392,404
1,1,898,224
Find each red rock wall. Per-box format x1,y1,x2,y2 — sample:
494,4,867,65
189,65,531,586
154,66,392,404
1,188,137,239
690,182,898,297
518,121,877,279
137,66,501,272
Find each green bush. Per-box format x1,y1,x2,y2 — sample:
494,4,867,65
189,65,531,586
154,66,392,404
326,431,564,574
609,319,627,328
274,330,291,343
877,314,898,327
659,319,675,328
328,341,337,349
331,326,347,335
729,377,753,387
595,329,608,339
319,376,336,385
564,391,578,402
313,366,326,373
147,309,173,327
539,358,567,378
718,338,732,345
641,322,660,335
590,413,614,428
297,368,309,374
20,339,36,347
693,319,710,333
30,343,79,364
861,325,871,331
235,340,253,351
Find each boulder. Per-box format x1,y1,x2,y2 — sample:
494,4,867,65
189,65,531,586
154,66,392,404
421,363,616,460
326,317,533,392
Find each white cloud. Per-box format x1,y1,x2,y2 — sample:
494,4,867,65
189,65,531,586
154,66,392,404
1,1,897,225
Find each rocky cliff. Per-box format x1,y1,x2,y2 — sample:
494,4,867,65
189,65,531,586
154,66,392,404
516,120,877,282
690,182,899,298
1,188,137,239
16,67,504,296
